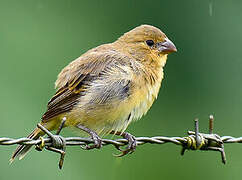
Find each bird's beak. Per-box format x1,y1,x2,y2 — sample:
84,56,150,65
158,38,177,54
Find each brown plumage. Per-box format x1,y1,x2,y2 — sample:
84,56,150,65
10,24,176,162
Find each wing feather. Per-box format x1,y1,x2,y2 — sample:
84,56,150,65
41,49,131,122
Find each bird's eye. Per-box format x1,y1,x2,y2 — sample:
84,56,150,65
146,40,154,47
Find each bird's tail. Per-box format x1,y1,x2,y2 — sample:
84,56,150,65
10,127,43,163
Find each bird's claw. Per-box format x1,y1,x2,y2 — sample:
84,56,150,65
113,132,137,157
81,132,102,150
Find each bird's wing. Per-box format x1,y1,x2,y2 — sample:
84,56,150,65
41,50,132,122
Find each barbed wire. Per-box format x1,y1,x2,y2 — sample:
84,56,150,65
1,115,241,169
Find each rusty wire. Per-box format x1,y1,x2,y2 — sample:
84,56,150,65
1,115,241,169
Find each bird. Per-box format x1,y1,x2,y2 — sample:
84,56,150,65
10,24,177,162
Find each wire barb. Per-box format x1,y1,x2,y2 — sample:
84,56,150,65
36,118,67,169
182,117,226,164
0,115,239,169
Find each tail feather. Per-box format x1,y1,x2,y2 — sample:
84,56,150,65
10,128,42,163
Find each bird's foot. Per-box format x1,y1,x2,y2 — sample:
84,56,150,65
114,132,137,157
76,124,102,150
81,131,102,150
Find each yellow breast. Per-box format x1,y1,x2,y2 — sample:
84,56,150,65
130,73,163,121
127,55,166,125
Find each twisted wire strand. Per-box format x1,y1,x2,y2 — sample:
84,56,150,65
0,135,241,147
0,132,239,169
1,116,239,169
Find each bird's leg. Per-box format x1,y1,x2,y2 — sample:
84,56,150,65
110,131,137,157
76,124,102,150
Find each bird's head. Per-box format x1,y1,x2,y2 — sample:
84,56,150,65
116,25,177,64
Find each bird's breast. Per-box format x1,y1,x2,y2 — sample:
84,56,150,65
129,65,164,123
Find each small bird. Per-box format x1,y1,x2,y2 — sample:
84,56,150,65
10,24,176,162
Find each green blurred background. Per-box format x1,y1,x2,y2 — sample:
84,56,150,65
1,0,242,179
